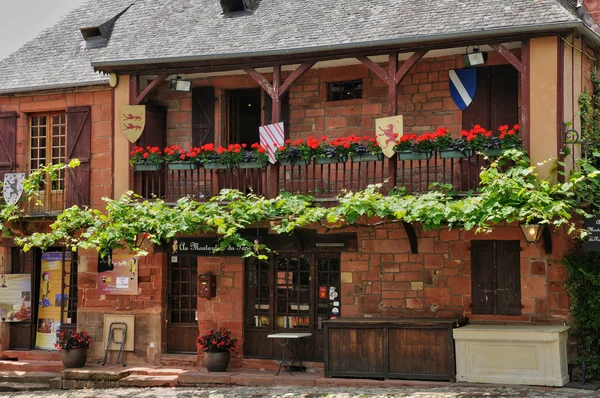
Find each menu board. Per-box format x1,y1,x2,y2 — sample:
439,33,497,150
98,254,139,295
0,274,31,322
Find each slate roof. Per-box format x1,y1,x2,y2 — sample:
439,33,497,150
0,0,595,94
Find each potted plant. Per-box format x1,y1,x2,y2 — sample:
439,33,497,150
55,330,92,368
276,137,318,166
199,143,233,170
350,135,383,162
238,143,269,169
129,145,164,171
395,133,434,160
164,145,200,170
197,328,237,372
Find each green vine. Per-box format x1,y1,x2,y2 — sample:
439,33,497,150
7,150,595,257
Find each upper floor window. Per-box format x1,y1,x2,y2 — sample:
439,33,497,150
328,79,363,101
29,113,66,213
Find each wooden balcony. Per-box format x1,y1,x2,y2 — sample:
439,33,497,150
133,153,495,202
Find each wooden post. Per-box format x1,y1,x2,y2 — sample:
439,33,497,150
268,65,282,199
387,53,399,191
244,62,315,199
521,40,531,153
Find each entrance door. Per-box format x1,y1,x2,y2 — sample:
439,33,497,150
167,256,198,353
243,253,341,361
227,89,261,145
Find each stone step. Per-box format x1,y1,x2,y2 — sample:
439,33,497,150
118,375,179,387
0,382,49,392
0,371,60,383
0,360,63,373
1,350,61,362
128,367,186,376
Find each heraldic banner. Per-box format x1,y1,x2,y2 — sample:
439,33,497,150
35,252,70,349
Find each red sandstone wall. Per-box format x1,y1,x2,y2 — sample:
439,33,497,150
195,223,570,361
0,88,113,207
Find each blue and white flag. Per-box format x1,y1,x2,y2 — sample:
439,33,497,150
449,69,477,110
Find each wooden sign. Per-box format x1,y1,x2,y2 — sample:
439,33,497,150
171,237,260,256
583,216,600,252
375,115,403,158
120,105,146,143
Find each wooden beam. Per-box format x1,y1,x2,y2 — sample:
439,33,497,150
133,74,167,105
490,43,523,73
271,64,282,123
243,67,275,97
395,50,427,84
520,40,531,152
279,61,316,96
357,56,390,84
388,53,398,116
129,75,138,104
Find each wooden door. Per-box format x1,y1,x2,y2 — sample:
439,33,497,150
167,256,198,353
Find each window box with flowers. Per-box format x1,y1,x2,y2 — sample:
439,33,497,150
129,146,164,171
197,328,237,372
350,135,383,162
199,143,234,170
164,145,201,170
395,133,434,160
434,127,474,158
316,136,351,164
55,330,92,368
276,137,319,166
238,143,269,169
483,124,522,157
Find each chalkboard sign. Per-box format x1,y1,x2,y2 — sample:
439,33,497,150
583,216,600,252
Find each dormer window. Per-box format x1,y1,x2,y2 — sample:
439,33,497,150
80,27,103,40
220,0,259,14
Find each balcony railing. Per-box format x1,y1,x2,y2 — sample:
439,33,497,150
133,153,495,202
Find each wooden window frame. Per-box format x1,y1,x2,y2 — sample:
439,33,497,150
28,112,67,213
327,79,363,101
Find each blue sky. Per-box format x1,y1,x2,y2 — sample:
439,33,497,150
0,0,87,60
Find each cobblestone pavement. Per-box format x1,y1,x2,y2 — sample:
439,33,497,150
0,386,598,398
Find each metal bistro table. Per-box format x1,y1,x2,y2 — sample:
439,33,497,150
267,332,312,375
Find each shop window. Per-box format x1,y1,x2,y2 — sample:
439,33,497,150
327,79,363,101
28,113,66,213
471,240,521,315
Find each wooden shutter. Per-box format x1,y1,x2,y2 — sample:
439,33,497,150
496,240,522,315
470,240,496,315
137,104,167,149
264,92,290,138
0,111,17,178
65,106,91,208
192,87,215,147
462,68,490,131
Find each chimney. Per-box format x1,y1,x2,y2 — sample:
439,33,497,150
583,0,600,27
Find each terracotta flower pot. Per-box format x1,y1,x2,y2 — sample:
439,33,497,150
204,351,230,372
61,348,88,368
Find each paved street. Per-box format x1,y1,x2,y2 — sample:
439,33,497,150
0,386,598,398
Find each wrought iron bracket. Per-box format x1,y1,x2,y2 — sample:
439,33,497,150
402,222,418,254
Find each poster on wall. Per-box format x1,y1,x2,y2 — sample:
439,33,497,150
98,254,139,295
0,274,31,322
35,252,70,350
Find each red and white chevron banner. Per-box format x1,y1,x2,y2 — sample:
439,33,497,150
259,122,284,164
